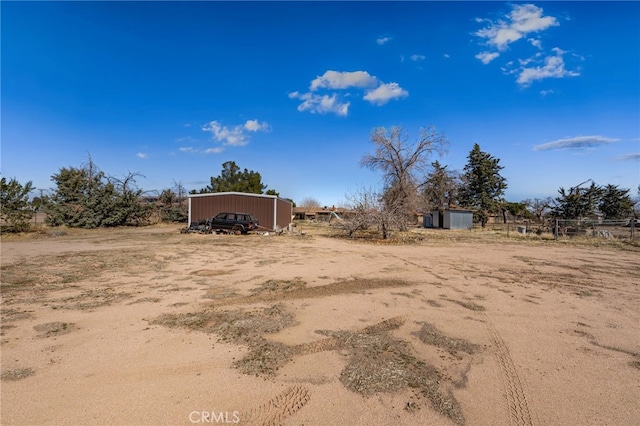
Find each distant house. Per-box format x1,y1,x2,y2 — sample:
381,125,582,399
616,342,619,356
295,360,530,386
423,209,473,230
188,192,293,231
293,206,347,221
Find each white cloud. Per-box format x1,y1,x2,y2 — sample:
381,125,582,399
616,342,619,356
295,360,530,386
533,135,619,151
616,153,640,161
475,51,500,64
310,70,378,91
136,152,148,159
204,147,225,154
540,89,554,96
444,53,450,59
363,82,408,105
202,120,247,146
244,119,270,132
528,38,542,49
291,70,408,115
510,4,558,33
176,136,195,143
410,54,426,61
474,3,573,84
288,91,350,116
377,36,392,45
201,118,269,148
518,52,542,66
476,4,558,51
179,146,224,155
516,49,579,86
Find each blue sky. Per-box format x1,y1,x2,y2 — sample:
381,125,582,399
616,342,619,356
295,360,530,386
2,1,639,206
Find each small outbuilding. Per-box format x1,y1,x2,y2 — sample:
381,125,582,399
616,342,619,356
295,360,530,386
188,192,293,231
424,209,474,230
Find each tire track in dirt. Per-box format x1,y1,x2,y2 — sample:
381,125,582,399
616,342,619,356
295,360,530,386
386,254,450,282
244,386,310,426
483,313,535,426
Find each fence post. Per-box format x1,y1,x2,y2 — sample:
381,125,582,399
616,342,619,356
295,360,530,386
554,218,558,240
632,218,635,240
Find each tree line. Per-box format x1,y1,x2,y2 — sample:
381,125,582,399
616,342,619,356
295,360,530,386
1,127,638,234
339,125,637,238
0,157,278,232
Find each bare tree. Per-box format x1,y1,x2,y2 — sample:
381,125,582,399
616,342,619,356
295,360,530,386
360,126,448,228
299,197,322,208
340,187,405,239
523,197,552,224
340,187,376,238
173,180,187,202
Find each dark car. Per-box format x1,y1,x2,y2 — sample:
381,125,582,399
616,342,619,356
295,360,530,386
624,218,640,227
209,212,259,234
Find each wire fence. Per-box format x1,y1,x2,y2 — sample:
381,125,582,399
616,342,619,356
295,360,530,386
552,218,637,240
478,218,638,241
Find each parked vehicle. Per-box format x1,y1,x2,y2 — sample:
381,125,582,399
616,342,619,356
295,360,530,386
208,212,259,234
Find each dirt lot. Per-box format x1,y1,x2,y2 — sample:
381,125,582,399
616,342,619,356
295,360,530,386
1,224,638,425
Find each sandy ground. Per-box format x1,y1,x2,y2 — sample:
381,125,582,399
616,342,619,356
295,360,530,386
1,225,638,425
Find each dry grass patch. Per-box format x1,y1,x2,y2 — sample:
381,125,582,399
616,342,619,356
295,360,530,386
1,367,35,382
315,317,465,425
33,321,76,338
55,288,132,310
208,278,413,307
250,278,306,294
1,249,159,306
413,322,480,356
128,297,162,305
443,298,486,312
190,269,237,277
151,304,297,377
1,307,34,322
202,287,240,300
151,303,468,424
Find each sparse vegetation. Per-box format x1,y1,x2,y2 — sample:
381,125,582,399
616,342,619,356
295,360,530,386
1,368,35,382
2,223,638,425
45,156,153,228
414,322,480,356
1,177,35,233
360,125,449,236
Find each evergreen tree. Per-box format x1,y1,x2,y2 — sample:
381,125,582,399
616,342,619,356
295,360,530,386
551,180,602,220
598,184,634,219
421,160,459,212
0,177,35,232
158,182,188,223
458,144,507,226
45,157,151,228
200,161,268,194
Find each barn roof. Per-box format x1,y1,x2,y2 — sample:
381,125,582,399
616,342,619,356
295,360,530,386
188,192,290,202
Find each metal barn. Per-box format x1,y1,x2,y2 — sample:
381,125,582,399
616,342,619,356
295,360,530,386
424,209,473,230
188,192,293,231
443,209,474,229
